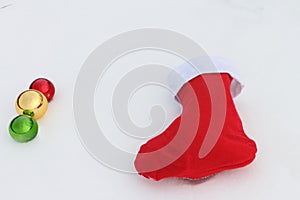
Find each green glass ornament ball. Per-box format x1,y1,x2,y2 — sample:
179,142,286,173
9,115,38,143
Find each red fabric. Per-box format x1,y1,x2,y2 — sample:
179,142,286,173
134,73,257,181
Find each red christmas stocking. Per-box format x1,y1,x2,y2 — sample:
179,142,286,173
134,58,257,181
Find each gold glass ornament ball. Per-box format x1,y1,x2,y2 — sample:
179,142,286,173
16,89,48,119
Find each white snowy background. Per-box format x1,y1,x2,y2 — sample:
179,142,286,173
0,0,299,199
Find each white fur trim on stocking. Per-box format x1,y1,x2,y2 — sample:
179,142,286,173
168,56,244,98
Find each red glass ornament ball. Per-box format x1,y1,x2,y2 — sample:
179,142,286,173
30,78,55,101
